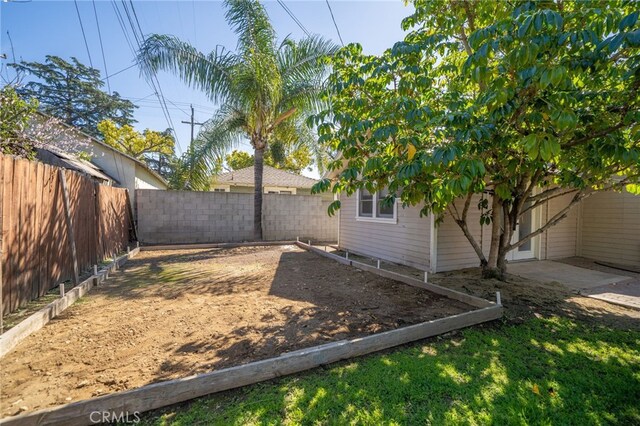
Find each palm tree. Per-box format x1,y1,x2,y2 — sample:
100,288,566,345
137,0,337,240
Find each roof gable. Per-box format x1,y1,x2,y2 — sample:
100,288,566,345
215,165,318,189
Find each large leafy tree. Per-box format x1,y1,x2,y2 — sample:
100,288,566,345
0,85,39,157
138,0,337,239
11,56,136,137
0,85,90,158
97,119,175,160
225,144,313,174
225,150,254,170
313,0,640,279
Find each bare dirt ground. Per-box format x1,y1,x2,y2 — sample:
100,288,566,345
0,245,472,417
322,246,640,330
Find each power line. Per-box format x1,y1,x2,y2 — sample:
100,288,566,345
276,0,311,37
102,62,138,81
92,0,111,93
325,0,344,46
111,1,136,56
166,99,191,116
116,0,183,154
128,0,182,150
73,0,94,68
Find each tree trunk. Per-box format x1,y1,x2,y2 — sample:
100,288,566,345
482,197,509,280
253,146,264,241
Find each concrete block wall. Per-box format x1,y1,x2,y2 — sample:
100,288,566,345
262,194,338,241
136,190,338,244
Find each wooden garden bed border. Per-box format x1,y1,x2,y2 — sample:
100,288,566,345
0,243,502,426
140,240,297,251
295,241,494,308
0,247,140,360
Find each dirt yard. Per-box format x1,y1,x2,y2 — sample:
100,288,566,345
322,246,640,330
0,245,473,417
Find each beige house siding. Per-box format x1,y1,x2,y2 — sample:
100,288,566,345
579,190,640,267
337,189,638,273
539,193,579,259
338,193,431,270
134,165,168,190
435,195,492,272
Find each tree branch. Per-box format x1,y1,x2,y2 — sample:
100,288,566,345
507,190,587,252
448,201,487,264
521,188,579,216
508,177,637,252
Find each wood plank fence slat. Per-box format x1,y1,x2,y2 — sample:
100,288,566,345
0,154,132,315
1,157,14,315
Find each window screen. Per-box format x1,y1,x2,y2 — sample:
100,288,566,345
376,188,394,218
358,189,373,217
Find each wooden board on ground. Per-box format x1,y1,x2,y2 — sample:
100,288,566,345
0,244,502,426
0,248,140,360
140,241,297,251
296,241,494,308
0,304,502,426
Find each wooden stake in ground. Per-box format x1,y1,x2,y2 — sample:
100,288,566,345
59,169,79,285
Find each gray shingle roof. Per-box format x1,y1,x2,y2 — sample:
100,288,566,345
214,165,318,189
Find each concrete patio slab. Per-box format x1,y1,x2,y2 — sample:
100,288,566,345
508,260,631,291
508,259,640,310
581,281,640,310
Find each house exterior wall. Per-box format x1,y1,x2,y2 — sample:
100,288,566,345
337,191,583,273
579,189,640,267
434,193,580,272
83,142,138,194
539,193,579,259
136,190,338,244
134,164,167,190
435,195,492,272
337,193,431,270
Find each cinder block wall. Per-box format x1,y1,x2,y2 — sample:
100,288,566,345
136,190,338,244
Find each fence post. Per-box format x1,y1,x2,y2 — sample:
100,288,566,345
60,170,80,285
124,189,138,242
94,182,101,266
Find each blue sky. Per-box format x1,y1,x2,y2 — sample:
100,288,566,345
1,0,412,176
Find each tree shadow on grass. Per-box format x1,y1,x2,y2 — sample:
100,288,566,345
142,316,640,425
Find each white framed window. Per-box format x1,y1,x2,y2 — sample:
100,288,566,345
356,188,397,223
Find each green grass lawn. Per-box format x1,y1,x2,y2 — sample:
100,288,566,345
141,317,640,425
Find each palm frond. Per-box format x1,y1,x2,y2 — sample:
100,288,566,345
278,34,338,84
224,0,276,58
137,34,237,103
271,115,329,175
278,80,328,117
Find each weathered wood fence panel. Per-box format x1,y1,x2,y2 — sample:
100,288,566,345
0,155,132,315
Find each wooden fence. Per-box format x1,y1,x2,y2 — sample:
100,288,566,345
0,154,133,315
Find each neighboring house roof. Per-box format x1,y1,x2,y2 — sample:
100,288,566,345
33,112,169,188
215,165,318,189
35,144,116,183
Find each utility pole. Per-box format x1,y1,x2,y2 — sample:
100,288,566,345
181,104,205,145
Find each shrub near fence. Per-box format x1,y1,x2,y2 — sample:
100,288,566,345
0,154,133,315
